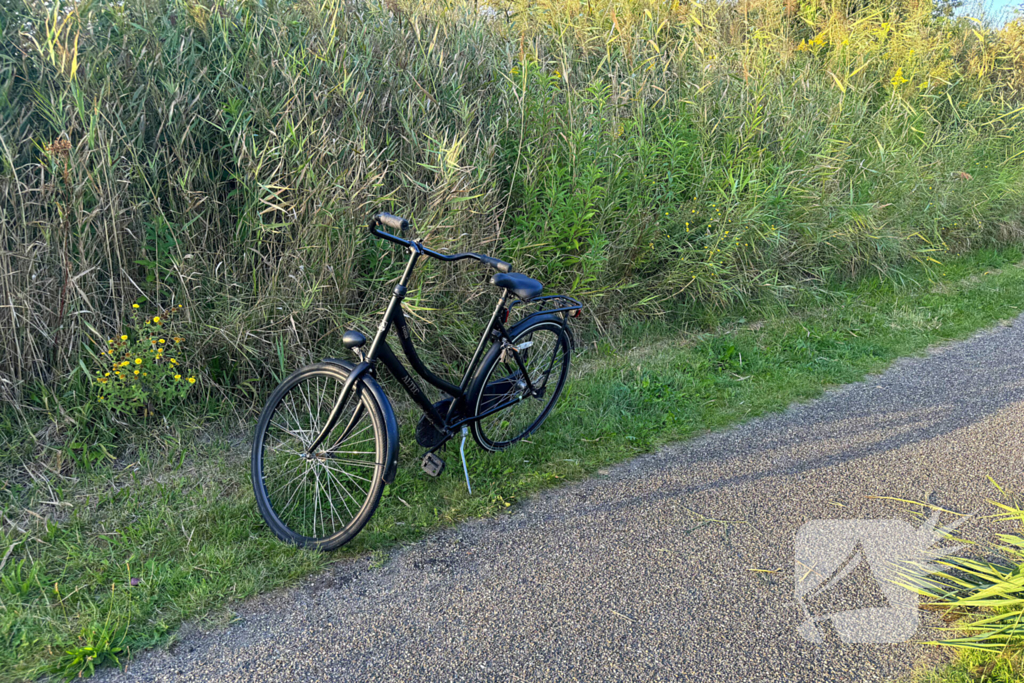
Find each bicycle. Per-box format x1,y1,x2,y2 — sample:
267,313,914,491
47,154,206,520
251,212,582,550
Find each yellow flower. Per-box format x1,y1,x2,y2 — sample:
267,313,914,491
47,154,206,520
135,358,142,364
134,369,140,375
132,304,139,309
170,358,177,364
891,67,909,89
188,377,196,384
121,335,128,341
174,374,182,380
108,339,113,344
152,316,161,324
158,339,165,344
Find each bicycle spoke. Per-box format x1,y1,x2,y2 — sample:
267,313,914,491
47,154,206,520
321,456,379,467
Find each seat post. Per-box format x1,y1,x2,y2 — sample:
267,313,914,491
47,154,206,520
460,289,509,390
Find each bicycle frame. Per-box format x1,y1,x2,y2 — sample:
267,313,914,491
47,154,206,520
370,245,514,434
307,240,525,454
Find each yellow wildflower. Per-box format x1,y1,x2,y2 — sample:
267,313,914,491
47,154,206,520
188,377,196,384
174,374,182,380
121,335,128,341
158,339,165,344
135,358,142,364
132,304,139,309
153,316,161,323
891,68,909,89
134,369,140,375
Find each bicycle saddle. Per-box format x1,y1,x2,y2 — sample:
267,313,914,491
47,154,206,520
490,272,543,302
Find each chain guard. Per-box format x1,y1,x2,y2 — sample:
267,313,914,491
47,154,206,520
415,398,462,449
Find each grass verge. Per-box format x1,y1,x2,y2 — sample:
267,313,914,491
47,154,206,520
914,651,1024,683
5,247,1024,680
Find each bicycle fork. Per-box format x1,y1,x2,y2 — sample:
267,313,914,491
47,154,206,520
306,361,372,455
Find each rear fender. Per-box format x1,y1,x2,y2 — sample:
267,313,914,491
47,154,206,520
510,311,576,349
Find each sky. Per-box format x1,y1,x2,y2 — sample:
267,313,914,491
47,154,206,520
972,0,1022,23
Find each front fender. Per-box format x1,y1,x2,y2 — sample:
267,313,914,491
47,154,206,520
323,358,400,484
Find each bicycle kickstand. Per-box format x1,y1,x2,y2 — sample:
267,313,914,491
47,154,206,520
459,427,471,494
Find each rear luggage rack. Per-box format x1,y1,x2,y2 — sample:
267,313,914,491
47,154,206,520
507,294,583,317
508,295,583,350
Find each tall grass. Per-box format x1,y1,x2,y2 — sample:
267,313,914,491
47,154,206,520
1,0,1023,419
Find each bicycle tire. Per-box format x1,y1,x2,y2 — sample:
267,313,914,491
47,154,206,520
251,362,387,550
468,317,572,452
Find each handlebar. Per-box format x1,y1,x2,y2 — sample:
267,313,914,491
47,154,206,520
375,212,409,233
369,212,512,273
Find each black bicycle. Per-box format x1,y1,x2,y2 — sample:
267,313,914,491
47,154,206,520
251,212,582,549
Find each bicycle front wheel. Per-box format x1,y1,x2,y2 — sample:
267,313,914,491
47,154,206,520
469,318,572,452
251,362,387,550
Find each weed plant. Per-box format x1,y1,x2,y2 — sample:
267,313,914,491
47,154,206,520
1,0,1023,432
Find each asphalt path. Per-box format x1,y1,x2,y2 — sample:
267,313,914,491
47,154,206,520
99,315,1024,682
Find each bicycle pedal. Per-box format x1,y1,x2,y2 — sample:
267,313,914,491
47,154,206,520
421,452,445,477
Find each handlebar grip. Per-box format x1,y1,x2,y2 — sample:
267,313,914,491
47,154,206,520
479,254,512,274
373,212,410,233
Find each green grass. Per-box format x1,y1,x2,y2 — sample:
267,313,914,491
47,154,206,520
914,650,1024,683
3,0,1023,677
3,0,1024,409
4,247,1024,680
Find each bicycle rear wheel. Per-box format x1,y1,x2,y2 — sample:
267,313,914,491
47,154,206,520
469,318,571,452
251,362,387,550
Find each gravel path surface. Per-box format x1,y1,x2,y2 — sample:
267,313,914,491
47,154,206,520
100,316,1024,682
